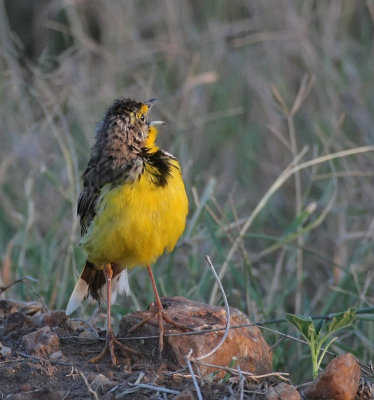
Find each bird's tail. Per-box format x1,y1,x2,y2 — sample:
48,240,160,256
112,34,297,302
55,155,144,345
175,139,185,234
66,261,131,315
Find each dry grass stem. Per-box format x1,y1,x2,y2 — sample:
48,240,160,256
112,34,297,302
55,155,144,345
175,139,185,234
79,371,100,400
195,256,230,361
210,145,374,304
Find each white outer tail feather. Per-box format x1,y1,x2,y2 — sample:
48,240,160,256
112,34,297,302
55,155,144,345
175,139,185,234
117,269,131,296
66,268,131,315
66,279,89,315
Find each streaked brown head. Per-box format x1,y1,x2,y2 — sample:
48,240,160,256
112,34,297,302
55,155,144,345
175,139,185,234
96,98,157,153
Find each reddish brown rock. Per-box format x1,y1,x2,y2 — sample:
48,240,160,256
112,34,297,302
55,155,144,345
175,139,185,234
266,383,301,400
22,326,60,357
118,296,272,377
305,353,360,400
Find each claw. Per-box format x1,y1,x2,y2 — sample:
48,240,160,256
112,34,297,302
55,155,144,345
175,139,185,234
89,330,138,365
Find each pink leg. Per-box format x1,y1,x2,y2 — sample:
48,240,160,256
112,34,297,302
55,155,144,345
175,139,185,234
89,264,138,365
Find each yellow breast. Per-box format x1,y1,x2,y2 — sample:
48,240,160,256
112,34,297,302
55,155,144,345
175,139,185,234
80,159,188,268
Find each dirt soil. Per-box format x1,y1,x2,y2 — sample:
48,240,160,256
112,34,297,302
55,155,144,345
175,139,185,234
0,300,282,400
1,300,372,399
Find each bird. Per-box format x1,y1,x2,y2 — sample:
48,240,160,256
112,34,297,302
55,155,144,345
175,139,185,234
66,98,188,365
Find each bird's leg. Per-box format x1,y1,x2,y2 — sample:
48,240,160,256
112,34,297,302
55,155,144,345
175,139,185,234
129,265,192,354
147,265,166,353
89,263,138,365
146,265,192,330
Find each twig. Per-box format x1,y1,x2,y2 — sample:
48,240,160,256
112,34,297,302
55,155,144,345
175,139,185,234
127,383,180,395
196,256,230,361
0,276,37,294
185,351,203,400
114,387,141,398
79,371,99,400
62,306,374,344
134,371,145,385
196,361,289,381
257,325,340,361
237,365,245,400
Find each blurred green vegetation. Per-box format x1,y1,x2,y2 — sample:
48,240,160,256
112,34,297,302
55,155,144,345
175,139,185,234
1,0,374,382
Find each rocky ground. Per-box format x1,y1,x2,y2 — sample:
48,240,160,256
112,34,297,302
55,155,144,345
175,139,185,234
0,297,372,399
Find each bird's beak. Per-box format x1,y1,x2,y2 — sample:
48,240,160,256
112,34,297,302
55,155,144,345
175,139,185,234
145,99,165,126
149,120,166,126
145,98,158,109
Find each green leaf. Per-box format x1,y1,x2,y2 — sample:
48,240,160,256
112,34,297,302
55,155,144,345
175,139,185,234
222,357,237,383
327,308,356,334
281,203,316,237
286,313,316,343
314,319,325,335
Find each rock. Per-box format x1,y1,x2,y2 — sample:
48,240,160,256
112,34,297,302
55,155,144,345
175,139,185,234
0,299,43,318
49,351,63,360
3,312,36,339
31,311,67,329
90,373,116,392
305,353,360,400
0,300,17,319
355,377,374,399
118,296,272,377
173,389,195,400
0,342,12,358
22,326,60,357
77,329,97,341
266,383,301,400
12,300,43,316
5,390,63,400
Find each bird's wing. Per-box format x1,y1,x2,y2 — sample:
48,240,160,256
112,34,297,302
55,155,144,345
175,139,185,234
77,157,141,236
78,148,174,236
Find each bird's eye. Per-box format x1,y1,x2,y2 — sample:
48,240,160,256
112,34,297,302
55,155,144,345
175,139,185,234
136,110,147,122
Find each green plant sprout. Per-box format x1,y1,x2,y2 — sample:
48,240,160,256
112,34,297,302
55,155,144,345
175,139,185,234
286,308,356,378
222,357,238,383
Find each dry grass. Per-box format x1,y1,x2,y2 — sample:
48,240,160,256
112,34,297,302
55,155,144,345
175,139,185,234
1,0,374,382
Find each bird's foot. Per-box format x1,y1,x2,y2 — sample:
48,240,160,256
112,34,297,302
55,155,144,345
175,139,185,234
129,307,193,354
89,329,139,365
